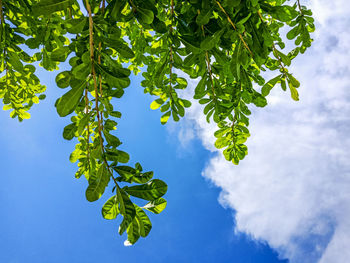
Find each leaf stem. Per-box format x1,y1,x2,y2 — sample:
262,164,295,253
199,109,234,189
101,0,106,11
0,0,4,25
297,0,304,15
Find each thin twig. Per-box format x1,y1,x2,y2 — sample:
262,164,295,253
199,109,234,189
98,0,106,127
168,0,174,101
231,114,236,147
296,0,304,15
84,86,90,173
198,10,216,100
101,0,106,11
1,0,6,79
0,0,4,25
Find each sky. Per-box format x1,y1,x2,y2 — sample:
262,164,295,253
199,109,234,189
0,0,349,262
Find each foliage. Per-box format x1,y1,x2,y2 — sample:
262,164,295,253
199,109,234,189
0,0,314,245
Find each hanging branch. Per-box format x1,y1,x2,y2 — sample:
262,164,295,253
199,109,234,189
97,0,106,128
257,11,287,76
0,0,4,25
84,85,90,172
0,0,8,86
101,0,106,11
231,114,237,147
216,0,253,57
168,0,175,102
85,0,119,185
198,9,216,100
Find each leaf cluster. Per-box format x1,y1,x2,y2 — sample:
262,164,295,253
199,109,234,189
0,0,314,244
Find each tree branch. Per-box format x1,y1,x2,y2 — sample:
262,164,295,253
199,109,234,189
216,0,253,57
168,0,174,102
297,0,304,15
198,9,216,100
0,0,4,25
85,0,118,185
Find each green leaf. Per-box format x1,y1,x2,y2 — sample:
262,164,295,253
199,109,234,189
160,111,171,125
261,75,281,96
288,80,299,101
8,51,23,71
114,166,135,181
103,130,121,147
135,206,152,237
102,195,119,220
252,93,267,107
56,71,72,89
56,80,85,117
72,63,90,80
33,0,74,16
39,94,46,100
180,35,201,54
286,73,300,88
143,198,167,214
287,26,300,40
150,99,164,110
63,123,77,140
104,39,135,59
196,9,211,26
86,164,110,202
200,36,216,51
105,149,129,163
135,7,154,24
215,137,230,149
124,179,167,201
269,5,299,22
117,187,136,233
51,46,71,62
227,0,241,7
132,171,154,184
275,50,291,66
124,218,140,246
236,13,251,25
118,150,130,163
95,63,130,89
65,18,87,34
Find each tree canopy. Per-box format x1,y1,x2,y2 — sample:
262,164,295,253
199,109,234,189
0,0,314,245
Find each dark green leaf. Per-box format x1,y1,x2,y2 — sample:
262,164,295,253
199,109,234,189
124,179,167,201
86,164,110,202
56,80,85,117
51,46,71,62
135,7,154,24
56,71,72,89
135,206,152,237
63,123,77,140
33,0,74,16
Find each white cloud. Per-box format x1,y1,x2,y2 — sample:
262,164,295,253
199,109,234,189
176,1,350,262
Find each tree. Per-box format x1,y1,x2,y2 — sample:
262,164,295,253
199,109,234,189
0,0,314,245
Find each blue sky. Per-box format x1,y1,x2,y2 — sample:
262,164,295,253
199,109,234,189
1,1,350,262
0,70,286,262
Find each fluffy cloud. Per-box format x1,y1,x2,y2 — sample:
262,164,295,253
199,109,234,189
176,1,350,262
